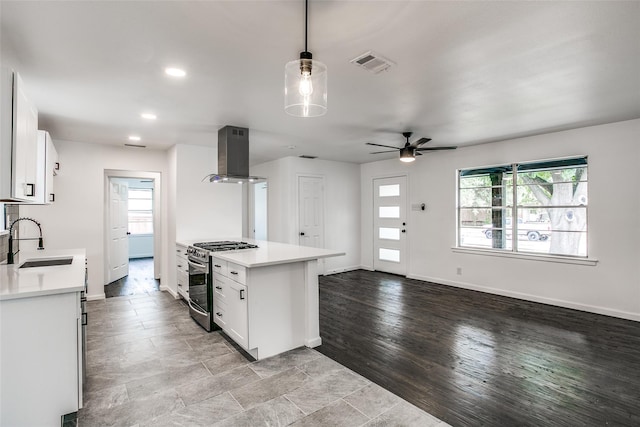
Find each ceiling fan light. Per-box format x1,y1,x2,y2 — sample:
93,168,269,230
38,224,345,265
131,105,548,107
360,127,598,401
400,147,415,162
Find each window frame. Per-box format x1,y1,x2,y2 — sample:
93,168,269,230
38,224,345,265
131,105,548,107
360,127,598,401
456,156,592,262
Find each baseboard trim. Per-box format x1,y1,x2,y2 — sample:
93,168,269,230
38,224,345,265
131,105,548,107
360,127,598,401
324,265,362,275
160,285,179,299
86,293,105,301
407,274,640,322
305,337,322,348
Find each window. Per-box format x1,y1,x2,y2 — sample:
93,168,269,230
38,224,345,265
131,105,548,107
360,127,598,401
128,188,153,234
458,157,588,257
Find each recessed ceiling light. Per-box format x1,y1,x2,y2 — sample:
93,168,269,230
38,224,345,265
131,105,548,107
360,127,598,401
128,135,141,141
141,113,157,120
165,67,186,77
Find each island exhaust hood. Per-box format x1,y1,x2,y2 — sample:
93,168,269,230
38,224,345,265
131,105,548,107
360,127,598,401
204,125,265,184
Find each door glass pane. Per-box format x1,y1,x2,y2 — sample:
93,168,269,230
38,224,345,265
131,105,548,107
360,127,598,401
379,184,400,197
379,227,400,240
379,248,400,262
379,206,400,218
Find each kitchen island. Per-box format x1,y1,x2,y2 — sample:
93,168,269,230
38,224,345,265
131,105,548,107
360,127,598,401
178,239,344,360
0,249,86,427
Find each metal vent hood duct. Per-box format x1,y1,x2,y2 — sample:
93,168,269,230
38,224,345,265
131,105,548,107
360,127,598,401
204,125,265,184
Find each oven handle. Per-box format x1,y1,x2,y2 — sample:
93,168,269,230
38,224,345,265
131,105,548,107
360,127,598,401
187,259,208,269
188,299,209,316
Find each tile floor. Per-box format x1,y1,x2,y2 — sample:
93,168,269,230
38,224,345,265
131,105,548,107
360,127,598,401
80,291,450,426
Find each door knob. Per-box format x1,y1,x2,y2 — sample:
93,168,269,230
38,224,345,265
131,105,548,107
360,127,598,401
402,229,406,233
300,232,305,236
126,232,131,235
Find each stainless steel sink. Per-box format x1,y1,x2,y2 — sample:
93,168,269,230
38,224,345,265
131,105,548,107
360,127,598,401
19,257,73,268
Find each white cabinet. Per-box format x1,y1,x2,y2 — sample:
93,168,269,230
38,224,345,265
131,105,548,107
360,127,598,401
212,257,248,349
0,291,83,426
226,278,248,349
176,243,189,299
0,68,39,203
34,130,58,204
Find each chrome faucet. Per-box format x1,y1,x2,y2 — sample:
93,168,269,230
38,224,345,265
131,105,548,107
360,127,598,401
7,217,44,264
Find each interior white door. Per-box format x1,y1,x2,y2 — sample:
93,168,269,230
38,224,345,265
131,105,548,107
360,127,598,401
373,176,407,275
298,176,324,249
108,180,129,283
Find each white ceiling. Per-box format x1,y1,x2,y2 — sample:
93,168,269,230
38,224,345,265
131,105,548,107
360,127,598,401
1,1,639,165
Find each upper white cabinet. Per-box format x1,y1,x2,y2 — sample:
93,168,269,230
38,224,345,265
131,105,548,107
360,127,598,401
35,130,58,204
0,68,39,203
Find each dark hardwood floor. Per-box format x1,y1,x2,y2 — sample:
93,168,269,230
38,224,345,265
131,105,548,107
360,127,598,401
317,270,640,427
104,257,159,298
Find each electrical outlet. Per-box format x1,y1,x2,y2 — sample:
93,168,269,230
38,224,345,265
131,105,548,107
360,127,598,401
456,267,462,275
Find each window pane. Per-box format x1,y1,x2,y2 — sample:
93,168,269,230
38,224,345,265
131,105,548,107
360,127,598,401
128,189,152,199
128,211,153,234
379,248,400,262
379,227,400,240
379,184,400,197
379,206,400,218
459,227,513,250
129,199,152,210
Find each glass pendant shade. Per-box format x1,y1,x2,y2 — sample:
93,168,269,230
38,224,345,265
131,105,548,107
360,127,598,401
284,56,327,117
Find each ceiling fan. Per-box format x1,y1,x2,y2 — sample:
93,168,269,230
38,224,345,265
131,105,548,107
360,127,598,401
366,132,457,162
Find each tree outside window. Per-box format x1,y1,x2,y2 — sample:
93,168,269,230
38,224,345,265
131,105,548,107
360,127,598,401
458,157,588,257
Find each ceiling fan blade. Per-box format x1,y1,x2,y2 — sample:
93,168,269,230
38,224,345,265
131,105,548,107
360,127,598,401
411,137,432,147
416,146,457,151
366,142,401,149
370,150,399,154
415,151,423,156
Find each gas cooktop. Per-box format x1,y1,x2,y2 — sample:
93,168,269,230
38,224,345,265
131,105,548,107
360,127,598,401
192,241,259,252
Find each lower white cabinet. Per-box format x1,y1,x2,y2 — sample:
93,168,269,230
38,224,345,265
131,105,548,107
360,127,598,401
0,291,83,426
212,258,307,360
176,243,189,299
226,279,248,349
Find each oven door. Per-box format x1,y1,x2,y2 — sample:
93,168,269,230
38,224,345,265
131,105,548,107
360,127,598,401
188,257,210,314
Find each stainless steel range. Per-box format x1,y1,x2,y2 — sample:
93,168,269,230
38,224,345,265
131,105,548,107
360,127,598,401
186,241,258,331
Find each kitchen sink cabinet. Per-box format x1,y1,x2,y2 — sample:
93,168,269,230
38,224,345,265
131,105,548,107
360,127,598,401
0,291,84,426
176,243,189,299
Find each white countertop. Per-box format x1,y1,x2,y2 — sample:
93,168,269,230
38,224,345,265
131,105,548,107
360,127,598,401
176,238,344,268
0,249,86,301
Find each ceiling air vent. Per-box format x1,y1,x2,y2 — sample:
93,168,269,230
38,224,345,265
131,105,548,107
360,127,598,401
299,155,317,159
350,51,395,74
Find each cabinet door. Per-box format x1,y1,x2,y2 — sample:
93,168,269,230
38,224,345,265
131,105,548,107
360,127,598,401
226,280,248,349
45,133,57,203
11,72,38,202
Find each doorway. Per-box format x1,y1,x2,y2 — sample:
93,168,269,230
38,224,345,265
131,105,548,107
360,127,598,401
298,175,325,273
248,181,268,241
104,170,162,297
373,176,408,276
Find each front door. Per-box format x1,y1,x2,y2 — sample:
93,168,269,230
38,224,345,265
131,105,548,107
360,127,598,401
373,176,407,275
108,179,129,283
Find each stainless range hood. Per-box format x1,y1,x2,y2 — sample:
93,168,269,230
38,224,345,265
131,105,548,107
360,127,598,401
204,125,265,184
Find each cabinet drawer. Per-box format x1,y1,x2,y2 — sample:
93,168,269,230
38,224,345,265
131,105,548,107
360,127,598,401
213,301,227,328
176,256,188,274
213,274,227,301
211,258,228,276
227,262,246,285
176,244,188,258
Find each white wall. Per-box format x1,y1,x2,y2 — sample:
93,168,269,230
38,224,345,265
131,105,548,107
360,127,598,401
163,144,243,297
253,156,361,274
174,144,242,241
19,139,169,299
361,119,640,321
129,235,153,259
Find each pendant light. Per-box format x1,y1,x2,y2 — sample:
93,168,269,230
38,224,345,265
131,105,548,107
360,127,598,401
284,0,327,117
